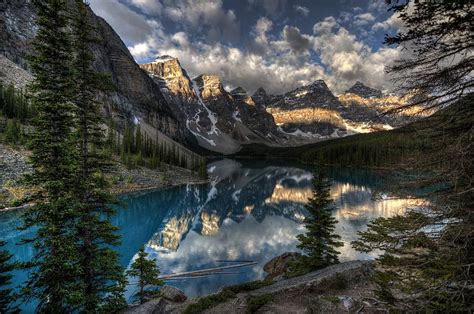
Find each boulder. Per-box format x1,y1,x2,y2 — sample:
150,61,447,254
263,252,302,281
160,285,187,302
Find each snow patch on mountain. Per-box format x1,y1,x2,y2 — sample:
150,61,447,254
192,80,219,135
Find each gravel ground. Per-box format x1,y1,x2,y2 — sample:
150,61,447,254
0,143,208,209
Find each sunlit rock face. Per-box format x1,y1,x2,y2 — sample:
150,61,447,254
230,87,256,106
140,56,195,102
263,80,427,139
199,212,221,236
151,214,194,251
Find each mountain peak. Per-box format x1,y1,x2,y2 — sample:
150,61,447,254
230,86,248,96
253,87,267,97
346,81,382,98
152,55,177,63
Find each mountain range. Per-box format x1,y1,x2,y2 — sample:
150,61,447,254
0,1,428,156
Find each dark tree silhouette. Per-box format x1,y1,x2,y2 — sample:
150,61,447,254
385,0,473,112
296,171,343,271
126,246,164,304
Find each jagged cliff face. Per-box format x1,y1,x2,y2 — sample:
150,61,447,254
266,80,349,140
139,56,427,153
141,59,282,154
0,1,187,144
263,80,424,139
1,1,429,155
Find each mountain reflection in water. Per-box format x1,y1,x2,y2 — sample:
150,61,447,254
117,159,419,299
0,159,422,308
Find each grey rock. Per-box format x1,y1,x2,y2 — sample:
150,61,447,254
160,285,187,303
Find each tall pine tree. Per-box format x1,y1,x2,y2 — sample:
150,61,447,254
21,0,82,311
295,171,343,271
71,0,126,311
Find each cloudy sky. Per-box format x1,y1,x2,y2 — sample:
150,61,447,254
89,0,403,95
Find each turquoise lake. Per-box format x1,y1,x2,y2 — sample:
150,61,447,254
0,159,417,311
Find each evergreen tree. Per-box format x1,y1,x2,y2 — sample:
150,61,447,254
295,171,343,271
21,0,82,311
71,0,126,311
384,0,473,111
0,241,17,313
351,1,473,310
126,246,164,304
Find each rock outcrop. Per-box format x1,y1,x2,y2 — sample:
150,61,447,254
263,252,302,281
0,1,187,143
160,285,187,302
141,59,282,154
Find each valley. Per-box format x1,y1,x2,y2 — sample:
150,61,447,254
0,0,471,313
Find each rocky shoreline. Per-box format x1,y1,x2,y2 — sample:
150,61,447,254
0,143,209,210
125,258,381,314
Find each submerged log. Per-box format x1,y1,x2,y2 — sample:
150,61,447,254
158,261,257,280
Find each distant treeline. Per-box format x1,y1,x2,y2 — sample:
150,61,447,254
0,82,32,145
107,119,207,177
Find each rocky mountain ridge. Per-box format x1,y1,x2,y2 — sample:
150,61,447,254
141,57,283,154
140,56,426,154
0,1,428,156
0,1,202,163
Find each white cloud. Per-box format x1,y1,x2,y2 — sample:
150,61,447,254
312,17,400,92
127,0,163,15
293,5,310,16
162,0,240,43
353,12,375,27
372,13,404,31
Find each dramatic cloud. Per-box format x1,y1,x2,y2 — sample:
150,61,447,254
162,0,240,43
90,0,401,95
282,25,311,54
294,5,310,16
312,17,400,92
353,13,375,27
127,0,163,15
372,13,404,31
89,0,155,43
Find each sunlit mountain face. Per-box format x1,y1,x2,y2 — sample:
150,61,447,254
1,159,424,308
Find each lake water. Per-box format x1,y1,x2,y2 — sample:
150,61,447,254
0,159,417,311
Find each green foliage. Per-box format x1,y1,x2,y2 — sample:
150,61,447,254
0,241,17,312
114,119,207,175
20,0,83,311
294,171,343,272
351,96,474,311
246,293,273,314
183,280,273,314
70,0,126,311
126,246,164,304
0,82,33,122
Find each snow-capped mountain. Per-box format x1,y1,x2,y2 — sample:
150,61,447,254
0,0,427,156
141,58,282,154
140,56,427,154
